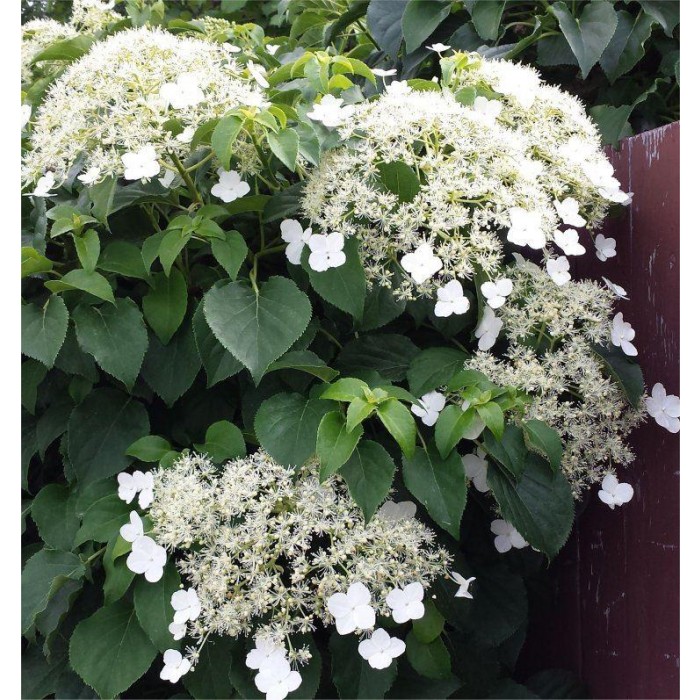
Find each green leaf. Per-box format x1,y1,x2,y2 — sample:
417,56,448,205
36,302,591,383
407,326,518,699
434,405,478,459
22,549,85,633
317,411,363,480
360,283,406,331
262,181,304,223
376,399,416,458
74,229,100,272
192,299,243,387
21,296,69,368
488,454,574,559
184,636,235,699
367,0,405,57
599,10,655,82
69,599,157,699
74,493,131,546
88,176,118,224
376,160,421,203
402,444,466,539
476,402,504,440
134,561,181,652
103,534,136,605
211,115,243,168
591,343,644,406
267,127,300,171
211,230,247,281
302,237,366,320
481,424,528,480
336,334,419,382
255,392,334,468
469,0,506,41
407,347,467,397
22,246,53,277
141,325,201,406
267,350,339,382
32,34,93,62
639,0,679,37
588,103,634,147
405,631,452,680
340,440,396,522
142,269,188,345
347,396,376,431
126,435,172,462
67,388,149,484
550,1,618,78
203,277,312,384
158,228,191,277
98,241,150,281
73,298,148,388
523,420,563,471
330,631,397,699
46,269,115,304
31,484,80,551
412,598,445,644
402,0,452,53
195,420,246,462
22,358,47,414
321,377,370,402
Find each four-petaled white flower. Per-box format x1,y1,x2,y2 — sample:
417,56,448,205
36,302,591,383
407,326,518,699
507,208,546,249
554,197,586,227
434,280,470,317
386,80,411,97
117,470,154,508
377,500,417,522
159,73,204,109
78,166,101,185
371,68,397,77
492,69,539,109
29,172,57,197
401,243,442,284
246,638,287,671
254,658,302,700
160,649,191,683
645,383,680,433
280,219,312,265
475,306,503,351
307,232,346,271
595,234,617,262
582,160,630,204
176,126,195,144
307,94,355,128
168,621,187,641
122,146,160,181
119,511,143,543
358,628,406,670
490,519,528,553
449,572,476,599
266,44,280,55
462,448,489,493
211,168,251,203
481,278,513,309
327,582,375,635
127,536,167,582
247,61,270,88
473,96,502,121
171,588,201,624
611,312,637,356
386,582,425,623
22,104,32,128
554,229,585,256
597,473,634,510
546,256,571,286
427,43,451,53
602,277,628,299
223,43,242,53
411,391,446,427
159,170,177,188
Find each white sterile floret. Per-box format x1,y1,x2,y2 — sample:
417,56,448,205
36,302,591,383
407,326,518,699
602,277,628,299
266,44,280,56
595,234,617,261
473,95,502,120
119,511,144,543
411,391,446,427
427,43,451,52
582,160,630,203
358,629,406,670
435,280,470,317
611,312,637,356
490,519,528,553
168,622,187,641
254,658,302,700
28,172,56,197
507,208,546,249
385,80,411,97
160,73,205,109
246,638,287,671
645,383,680,433
307,232,346,271
307,94,354,128
122,146,160,181
449,572,476,599
117,470,153,506
160,649,192,683
597,473,634,509
386,582,425,623
401,243,443,284
211,168,251,202
554,197,586,227
327,582,376,634
159,170,177,188
247,61,269,88
376,500,418,522
127,536,167,582
78,166,101,185
171,588,201,624
554,229,585,256
371,68,397,77
462,448,489,492
546,256,571,286
475,306,503,351
280,219,312,265
22,104,32,128
177,127,195,144
481,278,513,309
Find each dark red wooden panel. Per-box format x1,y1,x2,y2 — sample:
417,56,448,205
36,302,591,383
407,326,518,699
520,122,680,699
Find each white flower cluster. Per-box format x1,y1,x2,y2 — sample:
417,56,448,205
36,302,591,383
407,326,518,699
69,0,121,32
22,27,267,186
21,19,78,85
